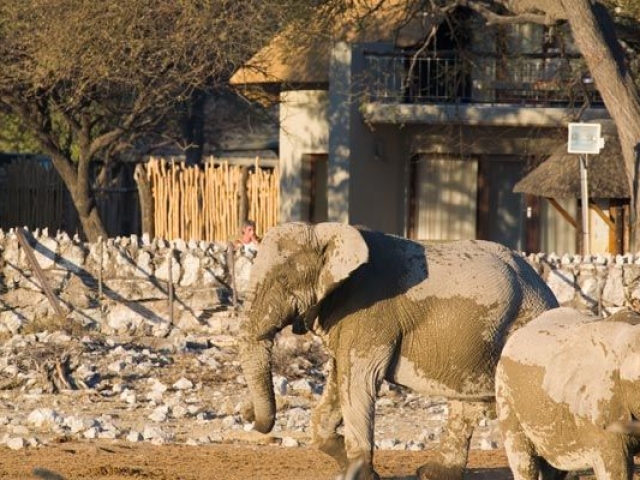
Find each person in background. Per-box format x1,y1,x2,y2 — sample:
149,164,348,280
233,219,261,255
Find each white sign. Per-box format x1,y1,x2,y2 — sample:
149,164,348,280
568,123,605,154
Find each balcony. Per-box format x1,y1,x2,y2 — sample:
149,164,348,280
359,52,605,126
362,52,602,106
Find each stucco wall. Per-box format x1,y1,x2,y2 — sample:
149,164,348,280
279,90,330,223
1,229,638,337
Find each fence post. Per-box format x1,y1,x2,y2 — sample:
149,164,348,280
15,228,66,319
168,249,175,328
227,243,237,315
98,237,105,322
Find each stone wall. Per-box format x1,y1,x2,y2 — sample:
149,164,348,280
0,229,638,337
0,229,252,337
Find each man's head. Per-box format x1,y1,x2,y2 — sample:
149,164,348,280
241,220,257,241
242,220,256,233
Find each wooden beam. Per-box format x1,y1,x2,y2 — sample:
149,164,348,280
589,201,616,230
547,198,579,230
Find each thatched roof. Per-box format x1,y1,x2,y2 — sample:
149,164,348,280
514,126,629,199
230,0,435,86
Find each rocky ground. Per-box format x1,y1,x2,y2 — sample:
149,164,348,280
0,311,599,480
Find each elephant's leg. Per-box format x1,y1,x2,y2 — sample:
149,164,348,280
338,344,394,480
417,400,487,480
538,459,568,480
500,429,540,480
310,357,347,467
591,449,634,480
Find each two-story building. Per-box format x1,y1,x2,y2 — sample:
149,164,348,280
231,2,623,254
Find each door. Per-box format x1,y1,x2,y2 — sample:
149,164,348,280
301,154,328,224
410,155,477,242
477,160,526,251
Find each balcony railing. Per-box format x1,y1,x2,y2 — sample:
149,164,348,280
361,52,603,107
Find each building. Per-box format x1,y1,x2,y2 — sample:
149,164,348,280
231,2,619,254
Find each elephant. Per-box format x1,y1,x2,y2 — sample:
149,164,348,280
496,306,640,480
238,222,558,480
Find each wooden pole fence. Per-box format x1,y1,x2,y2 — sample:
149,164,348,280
143,157,279,242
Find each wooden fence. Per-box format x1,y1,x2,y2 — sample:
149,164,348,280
146,157,279,242
0,158,140,239
1,161,70,233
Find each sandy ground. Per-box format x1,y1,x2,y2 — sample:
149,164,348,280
0,440,513,480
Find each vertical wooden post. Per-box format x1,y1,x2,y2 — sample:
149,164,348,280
227,243,237,315
168,249,175,327
15,228,66,319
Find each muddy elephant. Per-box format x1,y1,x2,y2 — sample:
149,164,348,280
496,307,640,480
238,222,558,480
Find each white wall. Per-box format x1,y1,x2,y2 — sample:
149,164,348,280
279,90,329,222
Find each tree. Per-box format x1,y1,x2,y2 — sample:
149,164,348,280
0,1,313,241
469,0,640,249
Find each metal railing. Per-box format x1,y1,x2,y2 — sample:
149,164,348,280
361,52,603,107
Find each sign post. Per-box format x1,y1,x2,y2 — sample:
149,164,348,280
567,123,605,255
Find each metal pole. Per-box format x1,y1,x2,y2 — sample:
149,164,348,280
580,154,590,255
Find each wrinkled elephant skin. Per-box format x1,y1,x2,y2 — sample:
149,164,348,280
496,307,640,480
239,222,558,480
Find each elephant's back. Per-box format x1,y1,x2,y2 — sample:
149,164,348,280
499,307,631,427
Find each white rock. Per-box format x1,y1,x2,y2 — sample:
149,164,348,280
221,416,239,428
149,379,168,393
273,376,288,396
143,425,167,440
66,416,93,434
108,361,126,373
479,438,498,450
0,311,23,334
173,377,194,390
6,437,26,450
120,390,137,404
281,437,299,447
172,405,189,419
27,408,61,427
98,430,118,439
377,439,399,450
149,406,170,422
83,427,100,439
126,431,143,442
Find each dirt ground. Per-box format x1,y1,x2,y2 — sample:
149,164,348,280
0,440,512,480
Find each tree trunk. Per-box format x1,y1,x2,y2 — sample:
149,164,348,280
47,151,108,242
559,0,640,250
182,89,207,166
135,164,155,238
74,192,108,242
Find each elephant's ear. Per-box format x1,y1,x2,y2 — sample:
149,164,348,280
313,223,369,301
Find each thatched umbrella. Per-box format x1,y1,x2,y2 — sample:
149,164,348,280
514,120,628,254
514,122,628,199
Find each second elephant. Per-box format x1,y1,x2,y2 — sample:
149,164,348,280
496,307,640,480
238,222,558,480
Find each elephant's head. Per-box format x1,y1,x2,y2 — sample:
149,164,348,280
238,222,369,433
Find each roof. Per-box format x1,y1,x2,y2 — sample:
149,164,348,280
230,0,434,86
514,125,629,199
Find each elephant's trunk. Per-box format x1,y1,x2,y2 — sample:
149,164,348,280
239,334,276,434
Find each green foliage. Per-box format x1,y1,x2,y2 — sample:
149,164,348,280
0,112,40,153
